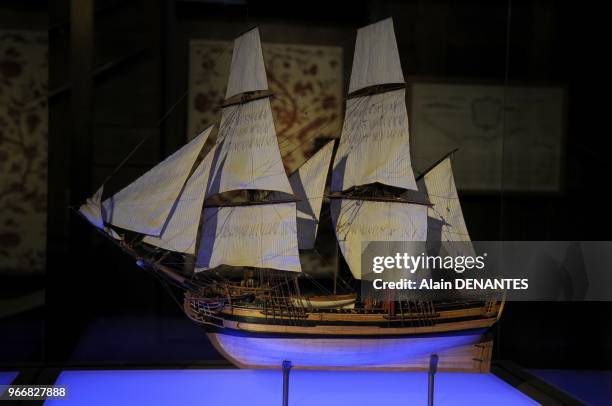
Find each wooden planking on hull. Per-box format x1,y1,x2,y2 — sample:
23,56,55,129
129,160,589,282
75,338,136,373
219,316,497,336
207,331,494,372
219,302,501,323
184,296,501,336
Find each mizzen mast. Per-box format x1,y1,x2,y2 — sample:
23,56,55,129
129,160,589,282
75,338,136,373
415,153,475,258
330,18,429,280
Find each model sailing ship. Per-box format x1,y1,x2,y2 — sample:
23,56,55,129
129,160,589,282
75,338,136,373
79,18,503,371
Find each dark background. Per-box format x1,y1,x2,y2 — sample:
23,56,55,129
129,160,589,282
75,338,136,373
1,0,611,370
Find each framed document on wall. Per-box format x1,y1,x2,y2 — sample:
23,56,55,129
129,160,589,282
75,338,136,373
409,81,565,192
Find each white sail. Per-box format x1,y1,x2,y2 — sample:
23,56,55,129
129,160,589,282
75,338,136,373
331,199,427,279
348,18,404,94
207,98,293,196
142,144,217,254
79,186,121,240
103,126,212,236
331,89,417,192
196,202,301,273
225,28,268,99
271,141,334,249
416,157,474,257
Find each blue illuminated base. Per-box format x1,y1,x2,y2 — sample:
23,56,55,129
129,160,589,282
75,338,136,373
46,369,537,405
0,371,18,385
207,328,492,372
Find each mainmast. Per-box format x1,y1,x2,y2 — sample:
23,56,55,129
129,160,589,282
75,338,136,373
330,18,429,280
195,28,302,273
331,18,416,192
206,28,292,196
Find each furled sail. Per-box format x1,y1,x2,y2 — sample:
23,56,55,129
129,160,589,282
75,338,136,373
102,126,212,236
225,28,268,99
207,98,292,196
196,202,302,273
331,89,417,192
142,143,217,254
331,199,427,279
271,141,335,249
416,156,474,257
79,186,121,240
348,18,404,94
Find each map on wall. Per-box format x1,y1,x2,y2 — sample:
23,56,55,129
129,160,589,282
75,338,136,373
0,30,48,274
410,82,565,192
188,40,343,172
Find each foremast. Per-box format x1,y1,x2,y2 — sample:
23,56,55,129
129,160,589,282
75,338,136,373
79,27,335,292
194,27,301,274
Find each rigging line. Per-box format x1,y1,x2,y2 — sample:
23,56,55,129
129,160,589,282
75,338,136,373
150,204,234,262
258,192,263,269
206,100,244,193
309,247,353,291
301,272,333,296
249,101,346,176
100,40,235,187
243,85,370,179
275,87,371,151
272,32,391,147
150,202,233,259
329,94,368,152
267,96,400,182
144,202,208,257
153,272,188,314
208,36,402,181
278,108,339,152
269,202,297,233
275,82,398,149
213,204,236,239
100,90,188,187
335,199,364,241
274,92,353,152
268,274,296,291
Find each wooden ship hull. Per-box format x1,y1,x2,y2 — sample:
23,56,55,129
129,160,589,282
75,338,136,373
184,289,502,372
206,330,493,372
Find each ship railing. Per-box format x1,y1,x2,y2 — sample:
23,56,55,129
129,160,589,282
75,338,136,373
183,295,225,328
255,272,309,325
260,293,308,324
383,300,438,327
